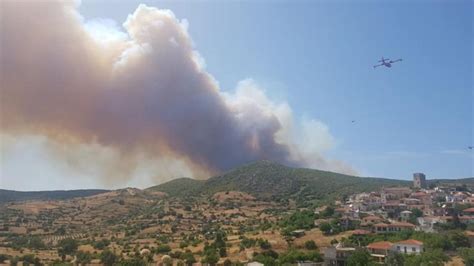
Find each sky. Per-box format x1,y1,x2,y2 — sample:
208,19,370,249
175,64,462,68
0,0,472,191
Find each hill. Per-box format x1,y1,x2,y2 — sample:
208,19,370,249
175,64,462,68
0,189,109,203
148,160,410,202
146,177,206,197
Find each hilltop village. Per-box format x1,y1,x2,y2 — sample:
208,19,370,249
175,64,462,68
1,167,474,266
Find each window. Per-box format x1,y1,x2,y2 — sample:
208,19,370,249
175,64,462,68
412,247,416,252
397,246,400,251
404,247,407,253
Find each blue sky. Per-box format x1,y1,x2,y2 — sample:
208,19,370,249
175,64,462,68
79,0,472,180
0,0,472,191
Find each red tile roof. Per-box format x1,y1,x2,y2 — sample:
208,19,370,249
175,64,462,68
373,223,389,227
394,239,423,246
367,241,393,250
465,231,474,237
352,229,371,235
463,208,474,213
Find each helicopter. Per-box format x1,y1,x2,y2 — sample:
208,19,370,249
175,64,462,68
373,57,403,69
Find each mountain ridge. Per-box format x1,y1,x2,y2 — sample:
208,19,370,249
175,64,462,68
3,160,473,203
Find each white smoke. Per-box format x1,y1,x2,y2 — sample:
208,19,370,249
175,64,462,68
0,1,355,188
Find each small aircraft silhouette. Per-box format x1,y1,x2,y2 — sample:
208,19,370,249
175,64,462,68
469,146,473,150
373,57,403,69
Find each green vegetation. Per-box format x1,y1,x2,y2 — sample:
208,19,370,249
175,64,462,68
57,238,78,260
252,249,322,266
459,248,474,266
403,249,450,266
346,249,374,266
100,250,118,266
148,161,410,201
348,230,469,252
0,189,109,203
304,240,317,250
280,210,316,235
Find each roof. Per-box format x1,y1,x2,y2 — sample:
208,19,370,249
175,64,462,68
411,192,428,197
367,241,393,250
373,223,389,227
463,207,474,213
394,239,423,246
465,231,474,237
391,222,416,228
352,229,371,235
373,222,415,228
363,215,383,220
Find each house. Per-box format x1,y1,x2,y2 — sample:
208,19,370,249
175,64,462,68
246,262,264,266
400,210,412,222
352,229,371,236
292,229,306,237
367,241,393,263
381,187,411,202
323,244,357,266
373,222,415,233
391,239,424,254
463,197,474,204
465,231,474,247
463,207,474,216
362,215,383,225
296,262,323,266
417,216,443,232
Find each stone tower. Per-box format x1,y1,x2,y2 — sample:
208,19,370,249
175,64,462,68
413,173,426,189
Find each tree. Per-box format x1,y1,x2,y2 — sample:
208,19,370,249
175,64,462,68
57,238,78,259
223,259,232,266
100,250,118,266
404,249,450,266
180,251,196,266
0,254,8,263
459,248,474,266
219,247,227,257
76,251,92,266
119,257,146,266
450,232,470,249
258,239,272,250
347,250,373,266
201,253,218,266
321,206,335,218
304,240,317,250
320,222,332,235
385,252,404,266
156,244,171,253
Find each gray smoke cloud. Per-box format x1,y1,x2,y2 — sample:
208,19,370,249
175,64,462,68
0,1,355,185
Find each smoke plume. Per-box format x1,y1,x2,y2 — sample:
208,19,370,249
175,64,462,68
0,1,355,185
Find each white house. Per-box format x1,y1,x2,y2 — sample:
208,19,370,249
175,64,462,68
391,239,424,254
246,262,264,266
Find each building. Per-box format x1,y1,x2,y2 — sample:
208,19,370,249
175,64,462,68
296,262,323,266
323,244,357,266
246,262,264,266
381,187,411,203
367,241,393,263
400,210,412,222
391,239,424,254
413,173,426,189
465,231,474,247
373,222,415,233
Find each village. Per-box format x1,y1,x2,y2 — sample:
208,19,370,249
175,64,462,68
318,173,474,265
0,173,474,265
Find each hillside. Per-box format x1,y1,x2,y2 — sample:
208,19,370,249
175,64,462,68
0,189,109,203
148,160,410,201
147,177,206,197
